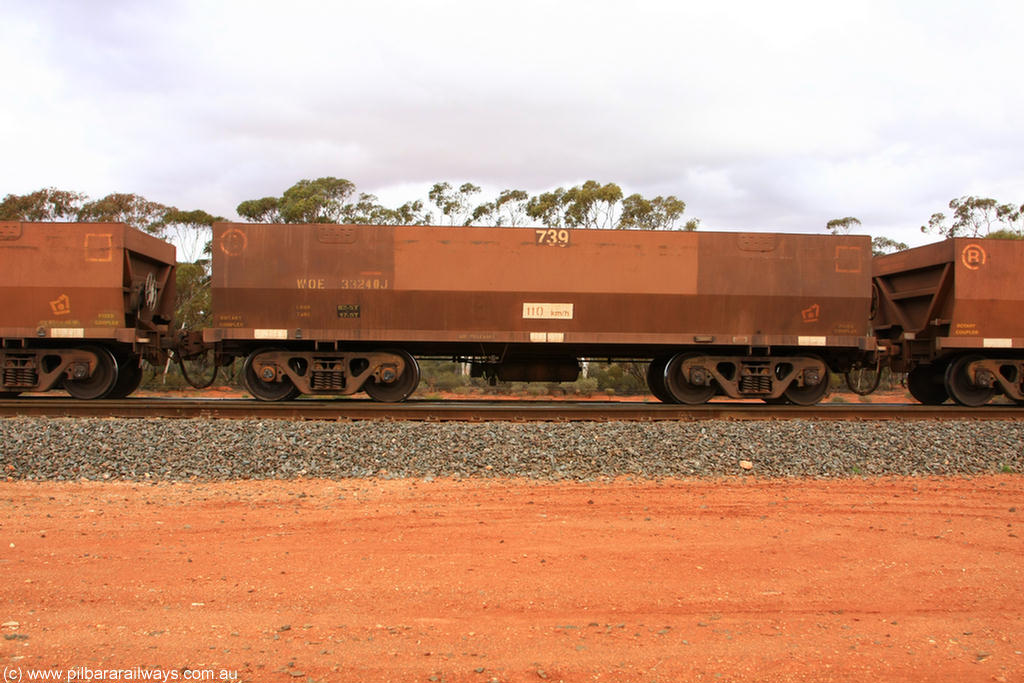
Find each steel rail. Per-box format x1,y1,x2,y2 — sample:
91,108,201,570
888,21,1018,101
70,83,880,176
2,398,1023,421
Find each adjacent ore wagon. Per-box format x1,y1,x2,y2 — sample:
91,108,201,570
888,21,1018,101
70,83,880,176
873,237,1024,406
206,223,875,404
0,222,175,398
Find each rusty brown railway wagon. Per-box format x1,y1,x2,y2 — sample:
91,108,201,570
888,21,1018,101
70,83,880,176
206,223,874,404
874,238,1024,406
0,222,176,399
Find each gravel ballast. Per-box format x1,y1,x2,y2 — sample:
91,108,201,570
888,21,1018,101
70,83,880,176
2,417,1022,481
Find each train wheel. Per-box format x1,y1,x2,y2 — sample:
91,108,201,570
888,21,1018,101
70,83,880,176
646,357,673,403
63,346,119,400
906,364,948,405
783,376,830,406
945,355,995,407
107,356,144,399
243,348,301,402
782,376,831,403
364,349,420,402
780,356,831,406
663,353,715,405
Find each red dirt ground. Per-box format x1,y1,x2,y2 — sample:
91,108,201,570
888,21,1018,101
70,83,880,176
2,476,1021,682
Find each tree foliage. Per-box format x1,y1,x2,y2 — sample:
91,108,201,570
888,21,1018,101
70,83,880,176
493,189,530,227
922,196,1023,238
235,177,697,231
339,192,429,225
871,236,908,256
467,189,529,227
825,216,862,235
0,188,85,221
824,215,908,257
237,178,430,226
525,187,569,228
1,187,217,258
561,180,624,229
162,208,221,230
620,193,691,230
174,261,212,330
428,182,481,226
506,181,628,229
523,180,695,230
384,199,430,225
161,208,224,262
235,196,282,223
77,193,169,235
279,177,356,223
986,228,1024,240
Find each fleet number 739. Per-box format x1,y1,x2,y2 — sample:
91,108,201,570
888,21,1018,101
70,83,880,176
535,229,570,247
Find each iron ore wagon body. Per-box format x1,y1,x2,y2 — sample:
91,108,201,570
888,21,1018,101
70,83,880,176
873,238,1024,406
207,222,874,404
0,221,176,398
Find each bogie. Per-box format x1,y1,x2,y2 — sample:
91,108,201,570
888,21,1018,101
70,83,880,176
651,353,832,405
239,347,420,402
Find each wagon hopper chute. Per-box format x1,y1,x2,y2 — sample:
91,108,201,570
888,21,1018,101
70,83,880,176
873,238,1024,406
0,222,175,399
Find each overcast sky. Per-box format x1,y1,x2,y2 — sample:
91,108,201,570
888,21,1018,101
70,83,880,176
2,0,1022,247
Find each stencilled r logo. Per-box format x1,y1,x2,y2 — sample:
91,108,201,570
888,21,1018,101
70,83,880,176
961,244,987,270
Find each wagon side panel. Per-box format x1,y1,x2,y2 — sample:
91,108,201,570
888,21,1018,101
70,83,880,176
209,223,871,352
1,222,128,336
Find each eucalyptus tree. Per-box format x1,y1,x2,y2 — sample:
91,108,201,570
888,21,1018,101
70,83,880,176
524,187,568,228
0,187,85,221
871,236,908,256
620,194,689,230
825,216,862,235
922,196,1023,238
562,180,623,229
160,208,223,263
427,181,481,226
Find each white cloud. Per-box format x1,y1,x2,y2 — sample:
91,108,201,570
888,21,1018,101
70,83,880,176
1,0,1022,249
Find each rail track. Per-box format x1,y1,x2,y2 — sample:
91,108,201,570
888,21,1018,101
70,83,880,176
2,397,1023,421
